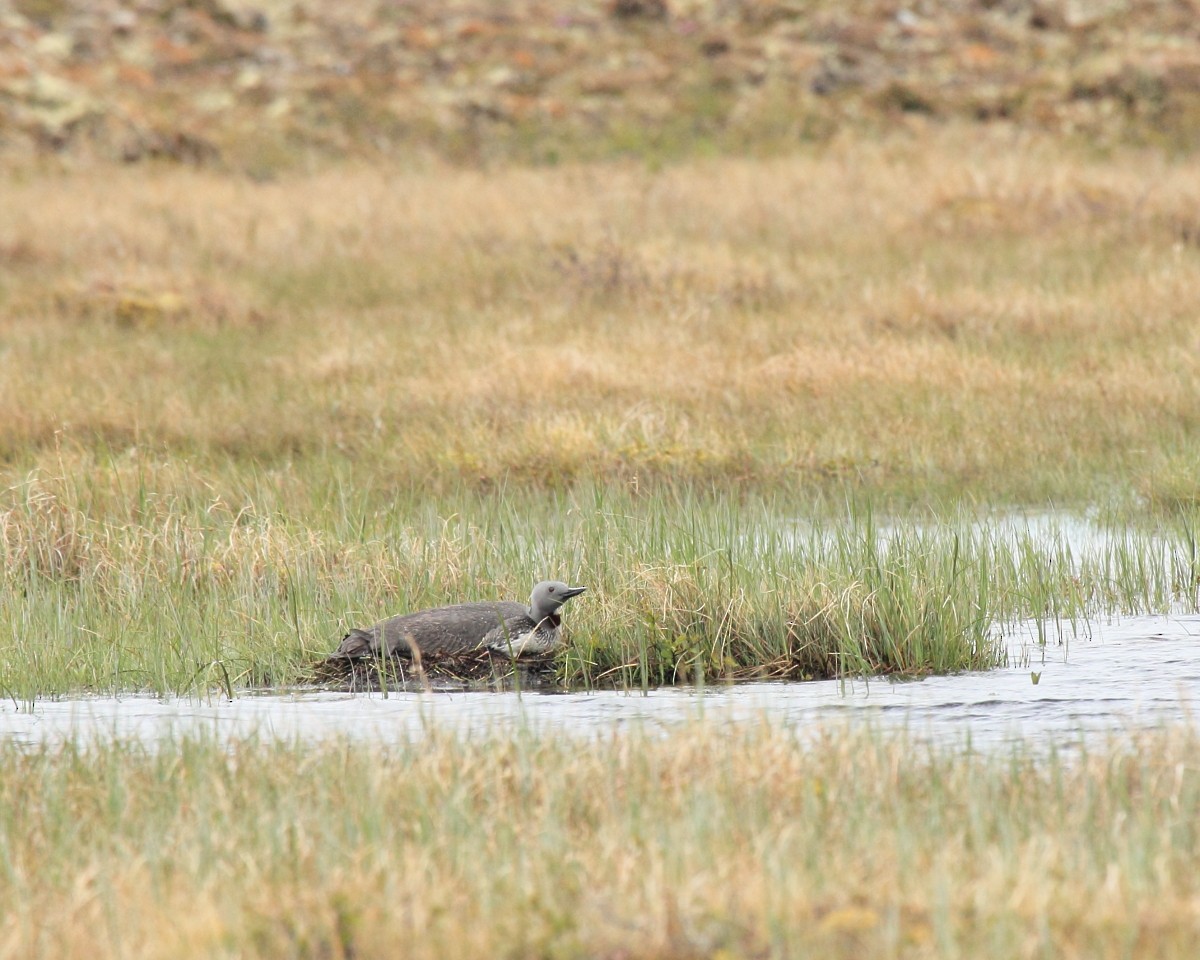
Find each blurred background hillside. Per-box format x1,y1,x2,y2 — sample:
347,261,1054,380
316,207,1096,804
3,0,1200,171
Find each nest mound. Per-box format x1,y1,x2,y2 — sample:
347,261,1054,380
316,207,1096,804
301,651,561,693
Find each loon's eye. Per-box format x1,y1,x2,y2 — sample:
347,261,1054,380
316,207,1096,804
548,586,556,593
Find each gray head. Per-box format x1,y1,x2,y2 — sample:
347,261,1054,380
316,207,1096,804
529,580,586,621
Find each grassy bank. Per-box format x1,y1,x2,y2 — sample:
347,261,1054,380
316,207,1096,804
2,465,1199,696
1,724,1198,958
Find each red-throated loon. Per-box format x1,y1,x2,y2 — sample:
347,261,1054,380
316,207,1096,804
332,581,587,660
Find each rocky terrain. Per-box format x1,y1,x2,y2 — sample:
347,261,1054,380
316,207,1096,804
2,0,1199,168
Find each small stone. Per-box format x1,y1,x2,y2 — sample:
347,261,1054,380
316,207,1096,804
195,90,236,113
34,33,73,59
609,0,669,21
109,9,137,34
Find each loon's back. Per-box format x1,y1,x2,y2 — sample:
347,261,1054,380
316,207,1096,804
335,600,531,659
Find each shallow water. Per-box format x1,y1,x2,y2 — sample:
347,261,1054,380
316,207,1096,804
0,614,1196,750
779,509,1173,568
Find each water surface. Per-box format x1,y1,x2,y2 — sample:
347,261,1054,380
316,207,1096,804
1,615,1196,750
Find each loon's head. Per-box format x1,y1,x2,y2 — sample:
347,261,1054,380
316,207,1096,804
529,581,587,621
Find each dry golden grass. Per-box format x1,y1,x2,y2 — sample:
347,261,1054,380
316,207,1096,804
2,126,1199,502
2,723,1198,959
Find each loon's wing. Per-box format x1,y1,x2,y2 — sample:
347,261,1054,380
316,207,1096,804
335,601,528,658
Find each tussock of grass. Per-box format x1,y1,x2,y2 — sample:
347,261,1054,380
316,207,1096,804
2,462,1198,696
1,725,1198,959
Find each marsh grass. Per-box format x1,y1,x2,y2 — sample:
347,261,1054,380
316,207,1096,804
2,461,1199,696
1,724,1199,959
